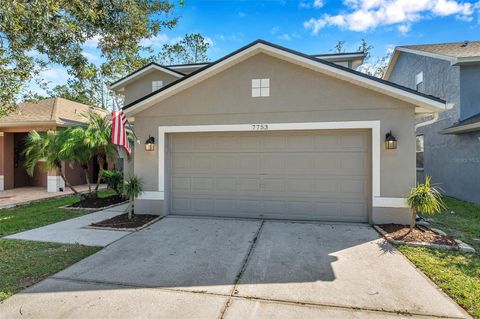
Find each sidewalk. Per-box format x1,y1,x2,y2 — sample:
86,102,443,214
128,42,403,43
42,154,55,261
5,204,131,246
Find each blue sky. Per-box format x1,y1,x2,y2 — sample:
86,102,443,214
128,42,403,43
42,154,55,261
30,0,480,96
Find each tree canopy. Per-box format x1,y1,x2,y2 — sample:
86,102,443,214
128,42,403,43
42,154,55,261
0,0,179,114
157,33,211,65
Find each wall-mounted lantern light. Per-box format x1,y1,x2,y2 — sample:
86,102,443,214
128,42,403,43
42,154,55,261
145,136,155,151
385,131,397,150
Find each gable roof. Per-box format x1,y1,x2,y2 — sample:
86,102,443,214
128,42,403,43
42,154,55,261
109,62,185,91
384,41,480,80
401,41,480,58
0,97,108,127
123,39,446,116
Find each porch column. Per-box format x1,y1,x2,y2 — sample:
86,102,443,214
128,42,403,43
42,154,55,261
47,167,64,192
0,132,14,190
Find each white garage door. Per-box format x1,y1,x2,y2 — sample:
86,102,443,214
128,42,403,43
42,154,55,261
168,130,370,222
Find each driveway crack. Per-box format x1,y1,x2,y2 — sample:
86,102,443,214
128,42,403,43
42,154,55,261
219,220,265,319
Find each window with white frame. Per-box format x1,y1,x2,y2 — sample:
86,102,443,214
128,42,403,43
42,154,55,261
416,135,424,170
152,80,163,92
415,72,424,91
252,78,270,97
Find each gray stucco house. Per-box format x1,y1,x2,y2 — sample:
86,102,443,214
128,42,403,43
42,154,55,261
111,40,446,224
385,41,480,204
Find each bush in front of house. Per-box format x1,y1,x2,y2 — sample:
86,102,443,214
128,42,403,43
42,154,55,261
407,176,446,231
103,170,124,196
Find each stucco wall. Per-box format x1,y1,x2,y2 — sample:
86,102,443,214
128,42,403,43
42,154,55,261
460,65,480,121
124,70,180,105
389,52,480,204
129,53,417,221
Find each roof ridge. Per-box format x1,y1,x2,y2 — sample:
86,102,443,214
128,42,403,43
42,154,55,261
50,97,59,121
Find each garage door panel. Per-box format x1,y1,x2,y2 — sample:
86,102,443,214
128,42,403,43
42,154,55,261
169,130,370,222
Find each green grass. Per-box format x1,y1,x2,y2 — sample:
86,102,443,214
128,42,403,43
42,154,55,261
398,246,480,318
0,239,100,301
398,197,480,318
0,189,116,237
423,196,480,251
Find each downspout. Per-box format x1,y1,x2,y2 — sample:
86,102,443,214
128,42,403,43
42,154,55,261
415,102,453,131
415,113,439,130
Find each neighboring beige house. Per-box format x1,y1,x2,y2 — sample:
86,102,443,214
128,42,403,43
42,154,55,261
111,40,446,224
0,97,108,192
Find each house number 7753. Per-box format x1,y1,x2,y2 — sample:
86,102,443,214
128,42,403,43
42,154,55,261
252,124,269,130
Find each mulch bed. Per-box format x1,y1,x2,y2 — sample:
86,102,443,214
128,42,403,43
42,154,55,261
70,195,126,208
378,223,458,247
90,213,158,229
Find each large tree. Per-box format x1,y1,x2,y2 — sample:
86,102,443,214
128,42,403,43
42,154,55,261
332,39,391,78
158,33,210,65
0,0,178,114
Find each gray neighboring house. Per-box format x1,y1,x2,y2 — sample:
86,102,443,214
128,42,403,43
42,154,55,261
385,41,480,204
111,40,446,224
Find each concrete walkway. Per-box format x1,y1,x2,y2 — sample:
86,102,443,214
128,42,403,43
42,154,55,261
0,217,471,319
0,185,107,209
5,204,131,246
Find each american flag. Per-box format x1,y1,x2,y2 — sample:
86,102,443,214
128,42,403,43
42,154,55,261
111,100,131,156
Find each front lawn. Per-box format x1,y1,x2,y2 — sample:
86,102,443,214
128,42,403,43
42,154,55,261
0,190,115,236
426,196,480,252
398,246,480,318
398,196,480,318
0,239,100,301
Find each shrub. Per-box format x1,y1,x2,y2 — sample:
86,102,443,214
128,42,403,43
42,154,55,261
407,176,446,230
103,170,123,196
123,175,144,220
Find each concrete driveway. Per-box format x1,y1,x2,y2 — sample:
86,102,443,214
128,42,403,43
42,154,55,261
0,217,470,319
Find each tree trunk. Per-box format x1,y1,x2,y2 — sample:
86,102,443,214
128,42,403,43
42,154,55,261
81,163,91,193
57,163,79,195
94,155,105,192
407,209,417,234
127,199,134,220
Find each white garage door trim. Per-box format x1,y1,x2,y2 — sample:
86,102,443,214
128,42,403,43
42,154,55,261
138,121,407,209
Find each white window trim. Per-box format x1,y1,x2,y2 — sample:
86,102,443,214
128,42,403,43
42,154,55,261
252,78,270,97
152,80,163,92
416,134,425,171
415,72,424,91
137,120,406,209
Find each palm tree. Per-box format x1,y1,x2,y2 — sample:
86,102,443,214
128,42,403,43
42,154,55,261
83,113,118,194
123,175,143,220
60,126,95,193
406,176,446,232
23,130,79,194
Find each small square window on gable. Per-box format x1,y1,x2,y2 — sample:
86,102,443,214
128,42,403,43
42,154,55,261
252,78,270,97
152,80,163,92
415,72,424,91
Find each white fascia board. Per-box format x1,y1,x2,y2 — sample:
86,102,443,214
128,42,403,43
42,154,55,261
453,56,480,65
110,64,183,91
169,63,209,70
441,122,480,134
125,43,445,116
396,47,457,64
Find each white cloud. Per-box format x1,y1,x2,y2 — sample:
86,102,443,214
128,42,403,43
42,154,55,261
39,67,68,80
313,0,324,8
277,32,300,41
397,23,411,34
238,11,246,17
270,26,280,34
304,0,479,33
84,35,102,48
81,51,98,62
140,34,169,47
